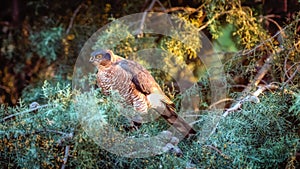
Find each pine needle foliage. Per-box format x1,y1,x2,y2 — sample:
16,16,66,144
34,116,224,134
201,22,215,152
203,92,300,168
29,27,64,63
1,79,299,168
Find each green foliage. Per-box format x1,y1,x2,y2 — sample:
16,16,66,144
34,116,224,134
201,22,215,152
290,93,300,117
1,0,300,168
213,24,238,52
0,81,75,168
216,94,298,168
93,18,137,59
204,0,268,48
190,92,300,168
29,27,64,62
2,75,299,168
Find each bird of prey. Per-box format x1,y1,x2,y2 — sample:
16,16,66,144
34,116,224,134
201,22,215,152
89,49,196,137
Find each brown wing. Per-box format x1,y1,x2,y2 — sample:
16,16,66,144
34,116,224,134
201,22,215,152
116,59,196,137
116,60,161,95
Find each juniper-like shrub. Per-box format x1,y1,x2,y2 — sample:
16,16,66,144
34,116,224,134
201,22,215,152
1,0,300,168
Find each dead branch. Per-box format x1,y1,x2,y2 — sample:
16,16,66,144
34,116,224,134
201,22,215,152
66,2,85,35
1,103,49,123
209,98,235,109
136,0,157,36
136,0,170,36
283,63,300,88
198,11,231,31
61,145,71,169
204,145,223,154
204,145,230,159
241,21,300,93
207,84,279,138
242,54,275,94
262,15,283,33
42,129,68,135
225,84,278,117
154,0,167,11
154,6,198,13
60,129,74,169
239,27,288,56
203,21,297,60
56,131,74,146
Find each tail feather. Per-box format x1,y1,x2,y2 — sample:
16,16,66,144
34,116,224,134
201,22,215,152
161,104,197,137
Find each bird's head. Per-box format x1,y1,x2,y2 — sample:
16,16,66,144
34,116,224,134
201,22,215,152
89,49,115,67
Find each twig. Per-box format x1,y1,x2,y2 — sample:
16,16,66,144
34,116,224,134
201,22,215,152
202,20,298,60
264,16,284,35
282,40,300,87
154,0,167,12
66,2,84,35
198,11,231,31
204,145,222,154
56,131,74,146
204,145,229,159
1,104,49,122
285,61,300,80
203,19,300,139
233,24,289,57
30,129,69,137
242,21,300,93
282,64,300,88
155,6,197,13
61,145,70,169
43,129,68,136
208,98,234,109
0,85,11,93
60,129,74,169
136,0,157,36
207,84,279,138
251,84,278,97
241,25,291,93
242,53,275,94
136,0,172,36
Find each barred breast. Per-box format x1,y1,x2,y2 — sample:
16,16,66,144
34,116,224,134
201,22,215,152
96,64,149,115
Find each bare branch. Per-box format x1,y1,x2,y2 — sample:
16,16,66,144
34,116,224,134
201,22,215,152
204,145,230,159
56,131,74,146
61,145,71,169
204,145,223,155
1,103,49,123
60,129,74,169
66,2,85,35
207,84,279,138
239,19,300,56
198,11,231,31
282,64,300,87
209,98,235,109
242,54,275,94
154,0,167,11
43,129,68,136
155,6,198,13
136,0,157,36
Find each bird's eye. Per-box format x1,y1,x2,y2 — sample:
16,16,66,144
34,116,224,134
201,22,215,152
96,54,102,59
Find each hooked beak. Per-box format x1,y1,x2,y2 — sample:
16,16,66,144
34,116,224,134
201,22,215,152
89,56,95,63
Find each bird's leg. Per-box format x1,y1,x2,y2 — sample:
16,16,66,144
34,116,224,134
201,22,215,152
129,115,143,131
130,121,142,131
158,130,183,157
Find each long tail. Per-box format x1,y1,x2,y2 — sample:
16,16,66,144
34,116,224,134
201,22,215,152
161,103,197,137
